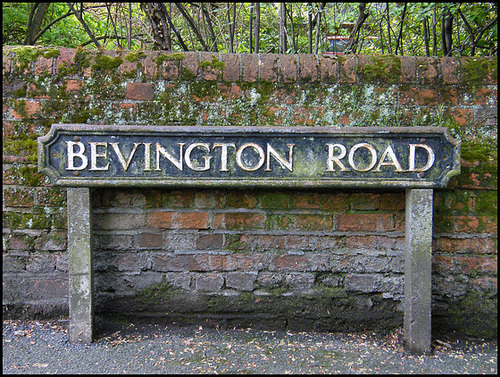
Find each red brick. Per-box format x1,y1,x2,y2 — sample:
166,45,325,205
226,192,259,209
440,57,459,84
338,213,393,232
220,53,240,81
291,192,320,209
212,212,265,230
433,255,455,274
181,52,200,77
126,83,154,100
56,48,76,74
141,53,158,78
269,255,311,271
294,214,334,231
150,211,208,229
34,56,53,76
351,193,380,211
136,232,163,248
280,54,298,82
338,54,357,83
153,254,210,272
456,256,497,274
415,56,439,84
400,56,416,83
299,55,318,82
319,193,349,211
65,79,83,92
379,193,405,211
318,55,338,82
209,254,260,271
452,108,473,126
241,53,259,82
260,53,278,82
95,213,146,230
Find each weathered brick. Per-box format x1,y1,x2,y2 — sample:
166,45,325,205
350,193,380,211
94,213,146,230
338,54,357,83
318,55,338,82
226,271,257,291
114,253,151,272
241,53,259,82
212,212,265,230
3,187,35,207
440,57,459,84
160,60,179,80
455,256,497,274
141,52,158,78
150,211,208,229
400,56,416,83
379,193,405,211
181,52,200,77
220,53,240,82
286,272,315,289
195,273,224,291
269,255,312,272
153,253,210,272
126,82,154,100
136,232,163,249
338,213,393,232
3,255,26,271
319,193,349,211
299,54,318,82
33,56,53,76
279,54,298,82
196,233,224,249
260,53,279,82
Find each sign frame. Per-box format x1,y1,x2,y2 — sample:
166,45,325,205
38,124,461,188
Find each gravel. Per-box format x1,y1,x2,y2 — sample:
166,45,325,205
3,319,497,374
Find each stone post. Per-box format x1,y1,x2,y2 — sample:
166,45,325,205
67,187,94,343
404,188,433,354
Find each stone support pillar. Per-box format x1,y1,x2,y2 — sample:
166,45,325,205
67,187,94,344
404,188,433,354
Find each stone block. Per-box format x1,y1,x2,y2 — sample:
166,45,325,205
226,271,257,291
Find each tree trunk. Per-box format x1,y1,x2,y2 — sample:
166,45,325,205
386,3,392,54
423,17,430,57
308,3,313,54
279,3,286,53
25,3,50,45
201,3,218,52
395,3,407,55
346,3,369,53
254,3,260,53
176,3,208,51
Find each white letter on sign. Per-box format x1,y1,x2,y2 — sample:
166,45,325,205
409,144,435,172
66,141,88,170
89,142,110,171
185,143,212,171
326,143,350,172
348,143,377,172
236,143,265,171
374,145,404,172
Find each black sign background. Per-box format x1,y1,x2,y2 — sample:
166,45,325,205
38,125,461,188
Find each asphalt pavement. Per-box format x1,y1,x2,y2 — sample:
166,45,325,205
3,319,497,374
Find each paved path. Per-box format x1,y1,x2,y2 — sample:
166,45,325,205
3,319,497,374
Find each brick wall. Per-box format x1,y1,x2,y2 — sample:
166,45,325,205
3,46,497,337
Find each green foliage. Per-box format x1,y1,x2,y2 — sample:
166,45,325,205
2,3,498,57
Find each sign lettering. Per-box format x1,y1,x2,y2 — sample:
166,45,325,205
38,125,461,188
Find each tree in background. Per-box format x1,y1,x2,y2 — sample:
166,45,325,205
2,2,497,57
